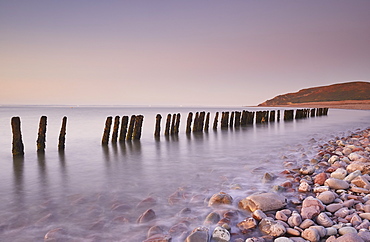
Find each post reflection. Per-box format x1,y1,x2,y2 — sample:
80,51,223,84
13,156,24,210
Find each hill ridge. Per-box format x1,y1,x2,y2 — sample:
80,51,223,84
258,81,370,106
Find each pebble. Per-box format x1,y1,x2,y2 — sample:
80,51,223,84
274,237,293,242
208,192,233,207
314,173,328,185
185,227,209,242
317,191,336,204
259,217,287,237
299,219,315,229
359,213,370,220
287,211,302,227
335,232,365,242
301,228,320,242
239,192,287,212
324,178,350,190
212,226,230,242
331,167,347,179
301,196,325,219
338,226,358,235
316,212,334,227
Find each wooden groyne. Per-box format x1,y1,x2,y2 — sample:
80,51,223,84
7,108,329,154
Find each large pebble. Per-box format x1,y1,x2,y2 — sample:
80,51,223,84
317,191,336,204
336,232,365,242
344,170,362,182
351,176,370,188
274,237,293,242
287,211,301,227
326,203,343,213
299,219,315,229
208,192,233,207
212,226,230,242
204,212,220,225
314,173,328,185
239,192,286,212
301,196,325,219
300,166,315,175
359,213,370,220
137,209,156,223
237,217,257,232
259,217,286,237
331,168,347,179
252,209,267,220
347,161,370,174
338,226,358,235
185,227,209,242
316,212,334,227
324,178,350,190
301,228,320,242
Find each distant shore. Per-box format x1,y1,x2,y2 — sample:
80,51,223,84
256,100,370,110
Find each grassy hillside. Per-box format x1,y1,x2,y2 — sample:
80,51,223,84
259,81,370,106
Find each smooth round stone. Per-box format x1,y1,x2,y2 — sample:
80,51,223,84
301,228,320,242
359,213,370,220
259,218,286,237
336,232,365,242
326,203,343,213
299,219,315,229
287,211,302,227
208,192,233,207
286,228,300,236
324,178,350,190
239,193,287,212
317,191,336,204
326,227,338,236
316,212,334,227
334,207,351,218
212,226,230,242
252,209,267,220
274,237,293,242
328,155,339,164
338,226,358,235
300,166,315,175
310,226,327,237
298,181,311,192
331,168,347,179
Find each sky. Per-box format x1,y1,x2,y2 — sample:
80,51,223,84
1,1,370,106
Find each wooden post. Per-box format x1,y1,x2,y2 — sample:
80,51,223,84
11,117,24,156
213,112,219,129
119,116,129,142
310,108,316,117
269,110,275,122
154,114,162,137
186,112,193,133
221,112,229,128
111,116,120,143
36,116,47,152
164,114,171,136
193,112,199,132
246,111,254,124
58,116,67,151
229,112,234,127
277,110,280,121
255,111,262,123
198,111,205,132
102,116,113,145
174,113,181,134
204,112,210,131
132,115,144,140
170,113,176,134
240,111,247,126
126,115,136,140
284,110,294,120
234,111,241,127
324,108,329,115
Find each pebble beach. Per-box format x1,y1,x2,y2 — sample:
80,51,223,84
139,127,370,242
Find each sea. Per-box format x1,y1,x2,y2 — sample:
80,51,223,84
0,105,369,241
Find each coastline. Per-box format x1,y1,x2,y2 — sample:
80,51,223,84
255,100,370,110
179,127,370,242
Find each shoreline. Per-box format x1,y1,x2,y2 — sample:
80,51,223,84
178,127,370,241
254,100,370,110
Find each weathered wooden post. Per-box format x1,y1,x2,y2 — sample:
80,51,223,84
111,116,120,143
310,108,316,117
295,109,302,119
186,112,193,133
174,113,181,134
119,116,129,142
284,110,294,120
221,112,229,128
255,111,262,123
230,112,235,127
154,114,162,137
58,116,67,151
213,112,219,129
193,112,199,132
246,111,254,124
277,110,281,121
204,112,210,131
11,117,24,156
269,110,275,122
240,111,247,126
132,115,144,140
323,108,329,115
234,111,241,127
102,116,113,145
126,115,136,140
170,113,176,134
198,111,205,132
36,116,47,152
164,114,171,136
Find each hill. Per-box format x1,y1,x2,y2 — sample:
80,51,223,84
258,81,370,107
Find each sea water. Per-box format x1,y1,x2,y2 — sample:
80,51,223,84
0,106,369,241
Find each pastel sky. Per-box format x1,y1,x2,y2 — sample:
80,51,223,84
1,1,370,106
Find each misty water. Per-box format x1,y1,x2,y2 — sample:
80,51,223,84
0,106,369,241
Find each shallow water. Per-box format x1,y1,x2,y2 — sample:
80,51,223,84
0,106,369,241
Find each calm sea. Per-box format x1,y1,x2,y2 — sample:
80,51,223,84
0,106,369,241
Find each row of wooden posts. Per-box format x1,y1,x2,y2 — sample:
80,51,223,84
101,108,329,144
10,108,328,156
11,116,67,157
